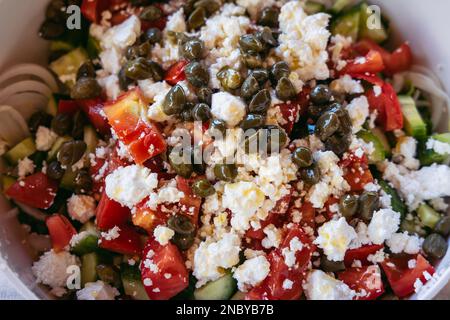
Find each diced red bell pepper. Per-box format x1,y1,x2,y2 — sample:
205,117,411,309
5,172,58,210
344,244,384,267
99,224,143,255
96,191,131,230
46,214,77,252
78,98,111,136
164,60,188,86
338,265,385,300
340,50,385,76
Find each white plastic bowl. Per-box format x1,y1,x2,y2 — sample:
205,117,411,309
0,0,449,300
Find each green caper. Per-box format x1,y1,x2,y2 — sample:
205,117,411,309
258,7,279,28
126,41,151,60
124,58,163,81
257,27,278,47
422,233,448,260
435,216,450,237
39,20,65,40
275,77,296,101
270,62,290,83
192,103,211,121
339,194,359,218
310,84,332,106
320,256,346,272
180,38,205,61
217,67,243,91
240,114,265,131
168,214,196,250
118,66,134,91
57,141,87,167
194,0,220,15
47,161,65,180
308,104,327,118
192,179,215,198
209,119,227,136
324,133,351,156
71,111,87,140
185,61,209,87
315,112,340,141
292,147,313,168
28,111,53,133
70,77,102,100
301,165,320,185
192,145,206,174
246,125,286,154
214,163,238,181
240,76,260,100
74,169,92,194
140,5,163,21
168,147,193,178
358,191,379,222
242,52,263,69
180,102,194,122
249,89,271,114
327,103,352,135
96,264,121,288
51,113,73,136
76,61,96,81
143,27,162,44
163,85,186,115
239,34,264,53
250,68,269,85
188,6,206,30
197,87,212,105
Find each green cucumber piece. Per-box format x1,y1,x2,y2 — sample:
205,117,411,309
194,273,237,300
378,180,406,218
84,126,99,154
4,137,36,165
398,95,427,140
304,1,326,15
60,168,77,190
419,133,450,166
331,7,361,41
331,0,353,13
230,291,246,300
2,175,16,192
358,2,388,43
371,127,392,157
400,219,427,237
71,233,99,256
121,264,150,300
47,136,72,161
418,204,441,229
81,252,100,287
50,47,88,88
357,129,386,163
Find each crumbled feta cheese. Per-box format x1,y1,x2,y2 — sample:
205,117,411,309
236,0,275,20
97,74,121,100
367,209,401,245
426,138,450,155
394,136,420,170
67,195,96,224
153,225,175,246
147,85,174,122
386,232,422,254
17,157,35,178
165,8,186,33
70,231,96,248
329,35,352,71
211,92,247,127
233,256,270,291
281,236,304,268
147,179,185,210
282,279,294,290
101,226,121,241
139,80,171,101
367,249,386,264
429,198,449,212
261,224,282,249
346,96,370,133
304,270,356,300
36,126,58,151
349,221,371,249
101,15,141,50
76,281,119,300
330,75,364,94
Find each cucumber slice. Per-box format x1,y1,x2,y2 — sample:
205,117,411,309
194,273,237,300
60,168,77,190
418,204,441,229
358,2,388,43
331,0,353,13
304,1,326,15
371,127,392,157
4,137,37,165
84,126,99,154
357,129,386,163
121,264,150,300
331,7,361,41
378,180,406,218
81,252,100,287
2,175,16,191
47,136,72,161
71,233,99,256
398,95,427,140
49,47,88,88
230,291,246,300
419,133,450,166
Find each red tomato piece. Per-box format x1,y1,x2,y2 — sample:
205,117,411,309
366,82,403,131
78,98,111,136
344,244,384,267
245,212,285,241
274,87,311,135
5,172,58,209
340,50,385,75
176,176,202,224
58,100,79,115
46,214,77,252
81,0,110,23
381,254,435,298
141,239,189,300
164,60,188,86
99,224,143,255
96,191,131,230
342,152,373,192
338,265,385,300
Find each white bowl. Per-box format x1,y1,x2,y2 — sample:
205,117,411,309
0,0,449,300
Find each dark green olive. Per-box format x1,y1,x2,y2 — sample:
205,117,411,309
275,77,296,101
188,6,206,30
168,147,193,178
308,104,327,118
194,0,220,15
209,119,227,136
249,89,271,114
51,113,73,136
301,165,320,185
423,233,448,260
339,194,359,218
214,163,238,181
163,85,186,115
47,161,65,180
76,61,96,81
358,191,379,222
292,147,313,168
240,76,260,100
96,264,121,288
242,52,263,69
310,84,332,106
168,214,196,250
71,111,87,140
197,87,212,105
124,58,163,81
70,77,102,100
126,41,151,60
250,68,269,85
180,38,204,61
217,67,243,91
320,256,346,272
185,62,209,87
140,5,163,21
257,27,278,47
143,27,162,44
270,62,290,83
58,141,87,166
258,7,279,28
239,34,264,53
324,133,351,156
74,169,92,194
315,112,340,141
118,66,134,91
192,103,211,121
240,114,265,131
435,216,450,237
39,20,65,40
192,179,215,198
28,111,53,133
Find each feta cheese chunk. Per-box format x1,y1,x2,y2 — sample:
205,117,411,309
67,195,96,223
76,281,119,300
233,256,270,292
153,225,175,246
105,165,158,208
314,217,357,261
139,80,171,101
17,157,35,178
386,232,422,254
101,15,141,50
36,126,57,151
426,138,450,155
330,75,364,95
165,8,186,33
211,92,247,127
236,0,275,20
346,96,370,133
304,270,356,300
367,209,401,245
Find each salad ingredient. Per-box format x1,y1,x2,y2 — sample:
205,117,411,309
194,273,237,300
46,214,77,252
422,233,448,260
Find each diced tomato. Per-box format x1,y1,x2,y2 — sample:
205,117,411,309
338,265,385,300
99,224,143,255
366,82,403,131
81,0,110,23
350,73,385,87
344,244,384,267
46,214,77,252
354,39,413,76
58,100,79,115
141,239,189,300
340,50,385,76
132,202,168,234
141,17,167,32
5,172,58,210
299,200,316,229
78,98,111,136
323,196,340,221
245,212,284,241
275,87,311,135
96,191,131,230
381,254,435,298
342,152,373,191
164,60,188,86
176,176,202,224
